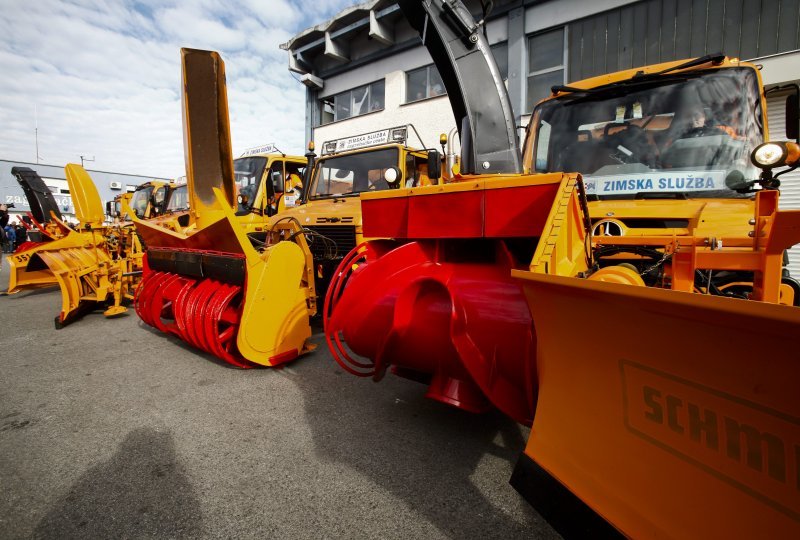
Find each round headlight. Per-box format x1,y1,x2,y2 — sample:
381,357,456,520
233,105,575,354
237,194,245,204
384,167,399,183
752,143,786,168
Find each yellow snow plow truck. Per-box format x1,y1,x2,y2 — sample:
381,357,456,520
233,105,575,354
509,55,800,538
274,126,443,299
314,1,800,536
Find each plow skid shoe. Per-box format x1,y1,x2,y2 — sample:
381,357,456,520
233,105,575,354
326,240,537,424
134,210,313,368
511,271,800,539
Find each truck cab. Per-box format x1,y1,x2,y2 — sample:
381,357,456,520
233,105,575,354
128,180,171,220
522,55,800,301
274,126,439,295
233,146,306,234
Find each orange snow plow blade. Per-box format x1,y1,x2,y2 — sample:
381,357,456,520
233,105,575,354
509,183,800,537
512,274,800,538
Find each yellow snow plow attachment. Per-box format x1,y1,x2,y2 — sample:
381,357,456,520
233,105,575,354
133,48,316,368
511,174,800,537
10,164,144,327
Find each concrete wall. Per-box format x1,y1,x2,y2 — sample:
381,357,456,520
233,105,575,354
0,159,171,221
313,69,458,153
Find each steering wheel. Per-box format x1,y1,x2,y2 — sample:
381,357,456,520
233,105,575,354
604,123,652,164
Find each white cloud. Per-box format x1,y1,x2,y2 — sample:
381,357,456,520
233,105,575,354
0,0,355,178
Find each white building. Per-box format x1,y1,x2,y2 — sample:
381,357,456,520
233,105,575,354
284,0,799,146
0,159,171,221
285,0,800,271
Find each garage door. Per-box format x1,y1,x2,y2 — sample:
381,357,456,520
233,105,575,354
767,94,800,278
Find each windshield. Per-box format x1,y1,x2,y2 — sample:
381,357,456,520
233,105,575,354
130,186,154,218
234,156,266,212
311,148,399,199
166,185,188,212
527,68,762,199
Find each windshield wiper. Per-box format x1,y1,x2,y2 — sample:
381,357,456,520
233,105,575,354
632,52,725,79
551,52,725,97
310,193,358,201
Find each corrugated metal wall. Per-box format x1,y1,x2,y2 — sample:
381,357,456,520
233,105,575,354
568,0,800,82
767,95,800,278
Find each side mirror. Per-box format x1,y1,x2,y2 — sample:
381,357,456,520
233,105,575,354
786,92,799,142
427,149,442,182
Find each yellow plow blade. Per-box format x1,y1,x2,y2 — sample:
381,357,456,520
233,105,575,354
36,243,109,325
20,228,140,327
6,247,58,294
511,270,800,539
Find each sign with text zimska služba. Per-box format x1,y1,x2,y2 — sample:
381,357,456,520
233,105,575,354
240,143,278,157
584,170,727,196
333,130,391,153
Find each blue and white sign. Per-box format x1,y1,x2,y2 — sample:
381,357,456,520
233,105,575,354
241,143,278,157
332,129,390,152
583,170,727,196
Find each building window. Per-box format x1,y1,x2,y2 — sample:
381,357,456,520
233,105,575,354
526,28,565,113
491,41,508,81
319,79,385,125
406,64,446,103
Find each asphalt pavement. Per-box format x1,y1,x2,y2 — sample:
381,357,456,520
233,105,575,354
0,262,560,539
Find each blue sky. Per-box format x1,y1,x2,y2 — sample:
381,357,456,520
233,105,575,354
0,0,354,178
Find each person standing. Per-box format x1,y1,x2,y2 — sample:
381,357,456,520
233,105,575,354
0,206,6,265
15,221,27,249
3,223,16,253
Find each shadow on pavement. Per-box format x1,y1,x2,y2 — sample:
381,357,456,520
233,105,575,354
33,428,203,539
293,344,551,538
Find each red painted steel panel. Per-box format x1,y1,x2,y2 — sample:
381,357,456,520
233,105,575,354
361,196,409,238
484,183,560,237
407,191,484,238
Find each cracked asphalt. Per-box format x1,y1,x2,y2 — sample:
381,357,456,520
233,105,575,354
0,262,560,539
